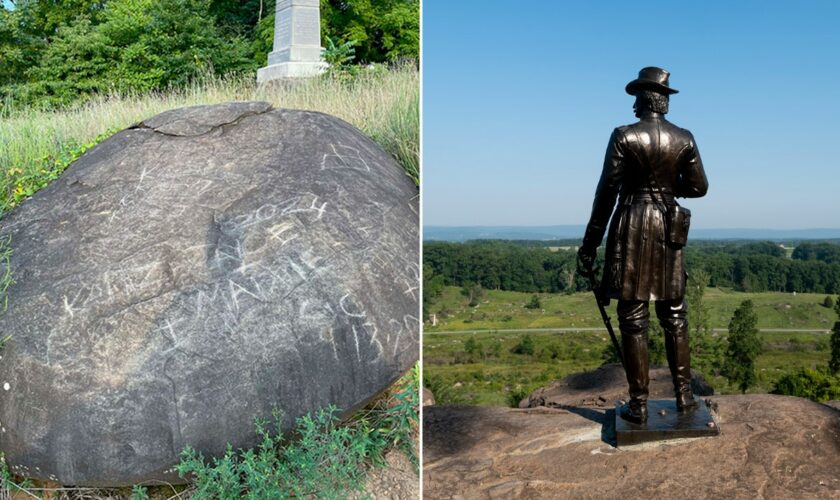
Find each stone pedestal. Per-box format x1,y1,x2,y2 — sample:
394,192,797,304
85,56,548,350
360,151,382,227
257,0,327,83
615,399,720,446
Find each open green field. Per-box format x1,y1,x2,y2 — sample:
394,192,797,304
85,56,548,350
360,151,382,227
426,286,836,332
424,330,830,406
423,287,835,406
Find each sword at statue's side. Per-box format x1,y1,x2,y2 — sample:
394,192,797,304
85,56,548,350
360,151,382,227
577,256,624,368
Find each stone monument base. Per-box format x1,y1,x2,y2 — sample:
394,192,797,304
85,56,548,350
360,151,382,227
615,399,720,446
257,61,328,83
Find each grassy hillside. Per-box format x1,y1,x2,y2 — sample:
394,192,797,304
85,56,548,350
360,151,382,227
424,329,830,406
423,287,835,406
426,286,836,332
0,65,419,218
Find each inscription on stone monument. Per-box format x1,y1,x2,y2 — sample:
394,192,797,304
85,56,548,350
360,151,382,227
258,0,327,83
275,13,292,49
294,9,320,46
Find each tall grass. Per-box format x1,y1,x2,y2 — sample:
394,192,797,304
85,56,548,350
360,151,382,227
0,65,418,218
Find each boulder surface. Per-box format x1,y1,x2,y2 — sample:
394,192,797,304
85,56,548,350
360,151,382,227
0,102,419,485
425,379,840,498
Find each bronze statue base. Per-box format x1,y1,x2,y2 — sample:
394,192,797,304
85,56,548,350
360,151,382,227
615,399,720,447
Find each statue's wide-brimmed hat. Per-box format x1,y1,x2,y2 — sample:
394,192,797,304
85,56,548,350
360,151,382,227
625,67,679,95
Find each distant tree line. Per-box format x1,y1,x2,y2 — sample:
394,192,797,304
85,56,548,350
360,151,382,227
0,0,419,109
424,241,589,294
423,240,840,294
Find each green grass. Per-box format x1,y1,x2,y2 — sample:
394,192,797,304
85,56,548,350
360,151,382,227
424,330,608,406
424,287,835,405
424,329,831,406
1,64,419,218
426,286,836,332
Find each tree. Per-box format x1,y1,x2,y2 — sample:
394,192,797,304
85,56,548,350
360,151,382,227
524,295,541,309
723,300,762,393
320,0,419,64
0,7,42,86
824,296,835,308
422,263,445,320
7,0,255,107
830,297,840,374
0,0,272,107
686,268,724,375
460,282,484,307
511,335,534,356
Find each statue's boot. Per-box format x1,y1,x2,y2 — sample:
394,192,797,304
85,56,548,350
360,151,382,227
617,301,650,424
657,299,698,412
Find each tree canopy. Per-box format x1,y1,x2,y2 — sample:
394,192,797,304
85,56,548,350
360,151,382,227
0,0,419,109
423,240,840,295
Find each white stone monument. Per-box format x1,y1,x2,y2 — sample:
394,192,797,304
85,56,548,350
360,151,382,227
257,0,328,83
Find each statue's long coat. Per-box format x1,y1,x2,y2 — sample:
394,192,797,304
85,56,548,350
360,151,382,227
582,113,708,301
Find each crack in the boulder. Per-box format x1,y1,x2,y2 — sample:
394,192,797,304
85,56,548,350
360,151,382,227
130,105,274,138
162,354,183,456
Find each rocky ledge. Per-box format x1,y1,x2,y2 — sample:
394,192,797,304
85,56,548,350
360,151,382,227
425,368,840,499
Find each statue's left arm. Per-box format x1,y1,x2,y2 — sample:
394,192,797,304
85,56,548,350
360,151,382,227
676,131,708,198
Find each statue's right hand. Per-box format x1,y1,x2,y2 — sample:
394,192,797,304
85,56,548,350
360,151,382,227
576,246,596,276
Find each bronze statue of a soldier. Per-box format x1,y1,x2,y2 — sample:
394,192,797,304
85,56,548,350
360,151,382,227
577,67,708,424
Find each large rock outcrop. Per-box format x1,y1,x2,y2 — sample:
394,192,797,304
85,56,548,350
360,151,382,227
0,102,419,486
425,373,840,498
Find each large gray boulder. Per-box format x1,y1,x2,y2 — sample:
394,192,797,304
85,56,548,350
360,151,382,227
0,102,419,486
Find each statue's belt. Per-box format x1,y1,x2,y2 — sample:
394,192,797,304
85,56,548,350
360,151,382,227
622,191,676,205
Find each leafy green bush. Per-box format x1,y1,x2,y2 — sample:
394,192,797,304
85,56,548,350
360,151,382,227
321,0,419,64
7,0,255,108
524,295,541,309
772,367,840,402
323,36,358,68
507,388,529,408
511,335,535,355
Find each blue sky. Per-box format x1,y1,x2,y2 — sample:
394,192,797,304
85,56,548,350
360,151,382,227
423,0,840,229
